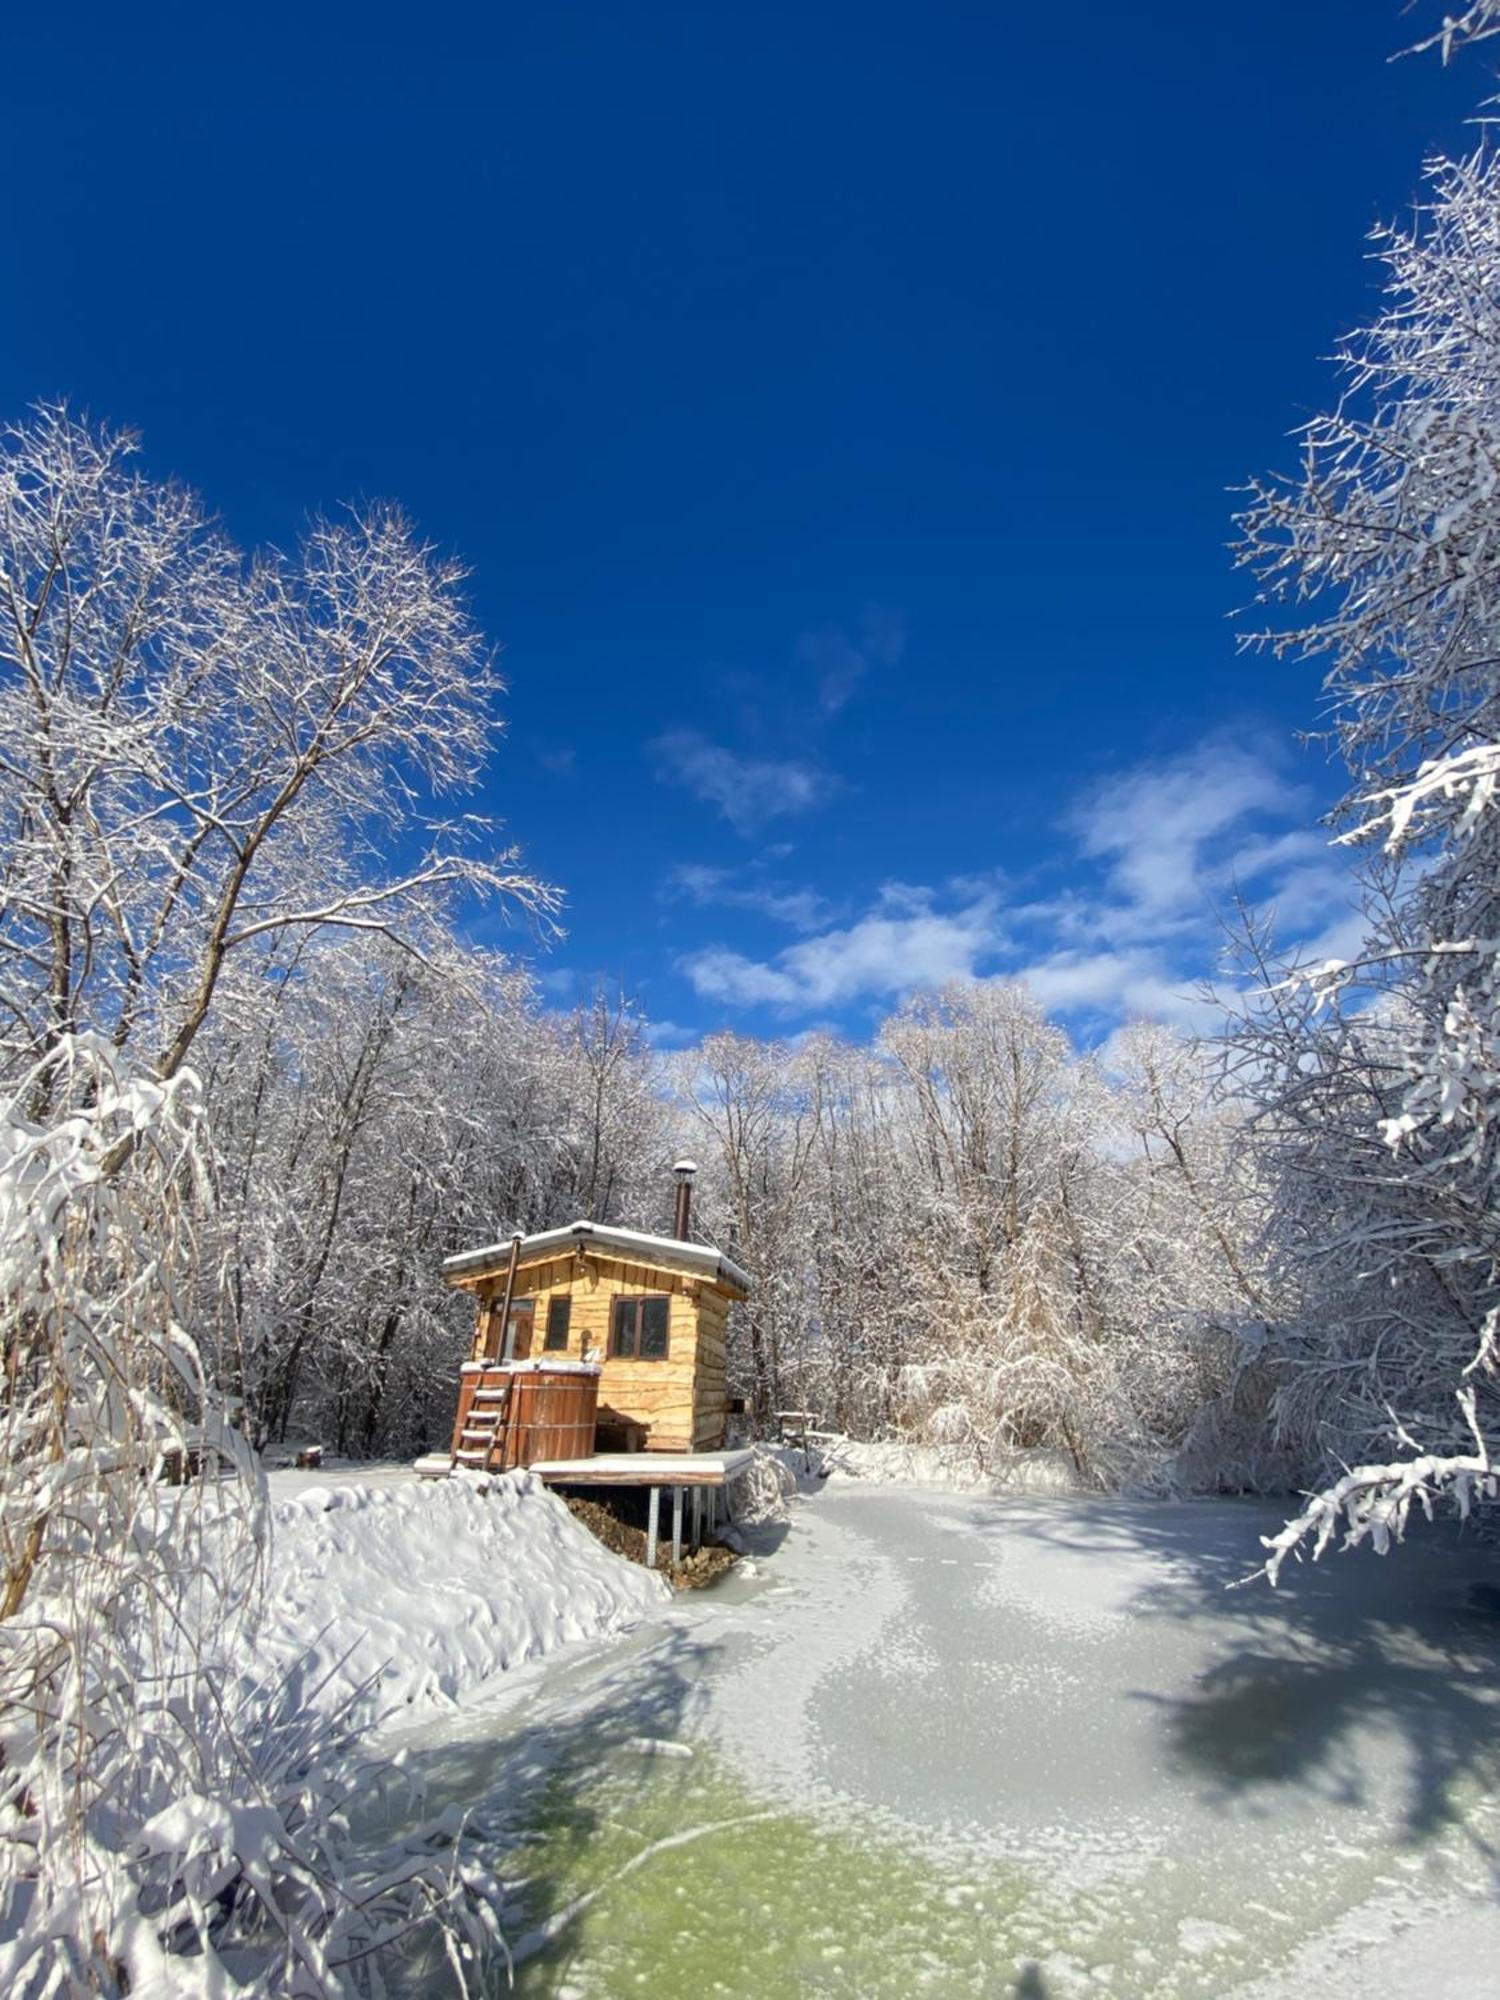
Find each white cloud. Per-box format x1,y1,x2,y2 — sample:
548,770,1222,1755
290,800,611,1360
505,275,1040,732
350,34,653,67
1017,949,1220,1031
650,730,837,835
664,863,835,933
797,625,868,718
670,730,1358,1035
794,603,906,717
1066,734,1309,927
641,1018,700,1049
1007,738,1356,1025
681,883,1006,1011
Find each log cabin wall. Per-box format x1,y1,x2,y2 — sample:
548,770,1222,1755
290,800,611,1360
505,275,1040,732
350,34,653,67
461,1248,731,1452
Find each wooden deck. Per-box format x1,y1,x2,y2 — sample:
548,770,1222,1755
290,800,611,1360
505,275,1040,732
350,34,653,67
412,1446,753,1488
529,1447,753,1488
411,1444,755,1566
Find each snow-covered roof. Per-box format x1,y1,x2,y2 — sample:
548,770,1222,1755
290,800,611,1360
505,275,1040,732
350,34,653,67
441,1220,752,1296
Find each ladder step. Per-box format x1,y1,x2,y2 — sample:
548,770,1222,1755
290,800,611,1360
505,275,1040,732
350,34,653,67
472,1389,508,1402
454,1449,492,1464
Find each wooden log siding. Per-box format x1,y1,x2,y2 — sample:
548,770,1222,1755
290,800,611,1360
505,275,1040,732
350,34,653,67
455,1248,732,1453
693,1290,730,1450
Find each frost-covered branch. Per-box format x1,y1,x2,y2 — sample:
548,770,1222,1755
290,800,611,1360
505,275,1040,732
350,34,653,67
1262,1383,1495,1582
1404,2,1500,59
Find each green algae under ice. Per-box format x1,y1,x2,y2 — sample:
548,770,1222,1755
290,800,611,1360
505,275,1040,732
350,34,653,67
474,1737,1495,2000
500,1746,1030,2000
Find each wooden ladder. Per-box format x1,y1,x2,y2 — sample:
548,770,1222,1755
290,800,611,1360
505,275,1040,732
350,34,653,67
451,1378,510,1472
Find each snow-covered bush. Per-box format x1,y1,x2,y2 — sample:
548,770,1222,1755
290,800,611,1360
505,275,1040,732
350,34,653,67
725,1444,801,1525
0,1036,505,1995
676,990,1271,1492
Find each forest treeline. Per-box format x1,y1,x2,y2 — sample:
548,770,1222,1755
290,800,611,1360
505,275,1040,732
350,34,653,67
200,950,1286,1489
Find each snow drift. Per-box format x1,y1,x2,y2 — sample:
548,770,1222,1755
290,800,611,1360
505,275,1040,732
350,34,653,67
818,1435,1086,1496
257,1471,669,1730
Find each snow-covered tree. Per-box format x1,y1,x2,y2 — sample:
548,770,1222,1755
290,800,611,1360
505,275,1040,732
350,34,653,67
0,403,554,1110
673,984,1265,1490
675,1031,823,1426
0,409,543,1987
1237,144,1500,1573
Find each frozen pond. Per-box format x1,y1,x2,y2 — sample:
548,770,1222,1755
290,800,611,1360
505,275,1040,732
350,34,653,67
382,1485,1500,1997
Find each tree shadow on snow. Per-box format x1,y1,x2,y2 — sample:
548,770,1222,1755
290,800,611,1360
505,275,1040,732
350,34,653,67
958,1494,1500,1866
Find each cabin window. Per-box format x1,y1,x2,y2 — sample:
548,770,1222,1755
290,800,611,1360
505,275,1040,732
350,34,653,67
503,1297,534,1359
610,1294,670,1361
544,1297,571,1351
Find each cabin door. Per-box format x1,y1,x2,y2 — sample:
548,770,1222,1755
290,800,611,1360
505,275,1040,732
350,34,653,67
502,1299,535,1361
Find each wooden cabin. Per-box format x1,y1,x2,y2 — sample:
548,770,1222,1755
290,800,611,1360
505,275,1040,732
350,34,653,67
440,1170,749,1462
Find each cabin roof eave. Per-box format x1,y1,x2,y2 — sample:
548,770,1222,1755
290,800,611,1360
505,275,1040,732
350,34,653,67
441,1220,751,1298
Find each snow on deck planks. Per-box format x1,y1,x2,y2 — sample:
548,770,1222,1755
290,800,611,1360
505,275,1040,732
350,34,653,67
529,1448,754,1487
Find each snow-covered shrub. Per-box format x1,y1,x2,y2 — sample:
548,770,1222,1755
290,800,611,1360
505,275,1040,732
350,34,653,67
676,991,1271,1495
725,1445,800,1525
0,1037,504,1995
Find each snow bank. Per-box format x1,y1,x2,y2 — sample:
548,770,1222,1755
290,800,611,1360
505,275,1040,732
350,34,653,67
820,1435,1085,1495
256,1470,668,1730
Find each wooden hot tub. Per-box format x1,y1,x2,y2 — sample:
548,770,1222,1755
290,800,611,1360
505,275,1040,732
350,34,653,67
450,1359,601,1470
503,1359,600,1466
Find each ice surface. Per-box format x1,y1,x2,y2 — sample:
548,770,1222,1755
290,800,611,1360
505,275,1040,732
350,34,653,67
315,1476,1500,1996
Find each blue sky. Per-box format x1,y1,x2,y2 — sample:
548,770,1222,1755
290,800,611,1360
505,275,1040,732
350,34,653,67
1,2,1482,1043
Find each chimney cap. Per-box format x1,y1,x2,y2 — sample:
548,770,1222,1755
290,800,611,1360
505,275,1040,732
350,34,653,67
672,1158,699,1179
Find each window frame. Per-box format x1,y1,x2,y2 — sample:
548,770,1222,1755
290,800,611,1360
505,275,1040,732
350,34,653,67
485,1294,535,1359
609,1293,671,1362
543,1296,572,1352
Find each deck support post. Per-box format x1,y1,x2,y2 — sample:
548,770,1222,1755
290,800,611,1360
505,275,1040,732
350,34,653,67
691,1486,703,1550
672,1485,683,1566
647,1485,660,1569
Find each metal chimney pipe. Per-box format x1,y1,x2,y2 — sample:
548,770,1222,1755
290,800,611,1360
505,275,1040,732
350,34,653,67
497,1233,523,1360
672,1159,698,1241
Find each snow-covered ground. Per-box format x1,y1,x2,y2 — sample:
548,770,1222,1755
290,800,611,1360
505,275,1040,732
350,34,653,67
815,1433,1085,1494
366,1480,1500,1998
258,1465,668,1729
